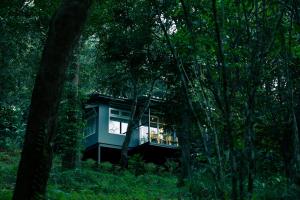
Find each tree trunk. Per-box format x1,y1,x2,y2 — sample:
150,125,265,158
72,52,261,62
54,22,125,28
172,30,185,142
13,0,91,199
120,106,137,168
287,7,300,184
245,90,256,199
211,0,238,199
120,119,137,168
120,100,152,168
155,1,223,194
62,51,80,169
176,103,192,186
291,111,300,181
120,80,155,168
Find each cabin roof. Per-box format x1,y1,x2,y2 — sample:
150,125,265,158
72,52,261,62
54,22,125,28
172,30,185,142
86,93,167,111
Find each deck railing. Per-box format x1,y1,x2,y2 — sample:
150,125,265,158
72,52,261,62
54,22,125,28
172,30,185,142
149,132,178,146
140,131,178,146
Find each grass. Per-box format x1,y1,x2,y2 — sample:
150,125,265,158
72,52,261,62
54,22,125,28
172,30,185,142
0,151,180,200
1,150,299,200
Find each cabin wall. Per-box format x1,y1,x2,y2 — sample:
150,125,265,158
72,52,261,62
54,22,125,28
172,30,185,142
84,108,99,148
98,104,139,149
85,133,98,147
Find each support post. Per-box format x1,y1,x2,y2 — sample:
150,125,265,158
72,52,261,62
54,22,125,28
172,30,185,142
148,108,151,142
97,143,101,165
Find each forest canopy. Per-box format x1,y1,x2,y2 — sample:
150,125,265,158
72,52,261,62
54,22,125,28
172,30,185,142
0,0,300,199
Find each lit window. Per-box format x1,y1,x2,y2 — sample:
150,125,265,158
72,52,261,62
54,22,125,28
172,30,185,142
121,122,128,134
109,120,120,134
108,108,130,135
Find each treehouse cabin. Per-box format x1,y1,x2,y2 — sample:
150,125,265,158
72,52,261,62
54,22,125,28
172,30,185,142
82,93,179,164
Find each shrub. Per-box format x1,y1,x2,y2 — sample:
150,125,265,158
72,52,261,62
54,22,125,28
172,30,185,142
99,162,113,172
165,159,179,174
81,159,96,168
128,154,145,175
0,189,12,200
144,163,156,174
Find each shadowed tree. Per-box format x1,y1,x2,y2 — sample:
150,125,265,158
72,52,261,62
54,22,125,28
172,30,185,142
13,0,91,199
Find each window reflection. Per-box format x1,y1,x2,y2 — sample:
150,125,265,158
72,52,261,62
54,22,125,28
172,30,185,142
121,122,128,134
86,116,96,137
109,108,129,135
109,120,121,134
139,114,178,146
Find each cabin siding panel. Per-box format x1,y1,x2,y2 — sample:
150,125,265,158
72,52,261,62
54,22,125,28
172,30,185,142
85,133,98,147
98,104,139,148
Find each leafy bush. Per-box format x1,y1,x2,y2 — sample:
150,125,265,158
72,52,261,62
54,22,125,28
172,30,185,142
0,189,12,200
81,159,96,168
0,151,19,190
254,175,300,200
128,154,145,175
188,171,218,200
144,163,156,174
99,162,113,172
165,159,179,174
0,106,25,151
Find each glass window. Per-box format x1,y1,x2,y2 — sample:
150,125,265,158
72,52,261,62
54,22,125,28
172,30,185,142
150,127,158,134
121,111,130,117
140,114,178,145
109,108,130,135
111,109,119,115
121,122,128,134
85,116,96,136
109,120,120,134
140,126,149,144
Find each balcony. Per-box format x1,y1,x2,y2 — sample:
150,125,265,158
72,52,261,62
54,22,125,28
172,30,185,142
139,126,178,147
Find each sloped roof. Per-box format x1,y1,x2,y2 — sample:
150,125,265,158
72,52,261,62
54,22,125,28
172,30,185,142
85,92,167,112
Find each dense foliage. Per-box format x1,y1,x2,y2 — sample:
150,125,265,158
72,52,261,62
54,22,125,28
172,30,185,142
0,0,300,199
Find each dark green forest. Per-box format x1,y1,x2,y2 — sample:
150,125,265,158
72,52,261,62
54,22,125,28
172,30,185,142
1,0,300,199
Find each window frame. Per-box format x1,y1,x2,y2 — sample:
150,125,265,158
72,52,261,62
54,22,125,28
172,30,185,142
84,110,97,138
108,107,130,135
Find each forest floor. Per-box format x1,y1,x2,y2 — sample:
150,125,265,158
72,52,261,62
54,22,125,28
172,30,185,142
1,150,300,199
0,150,182,200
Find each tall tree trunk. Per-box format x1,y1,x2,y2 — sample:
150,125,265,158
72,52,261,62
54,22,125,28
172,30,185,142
291,109,300,181
13,0,91,199
285,14,300,183
155,2,223,196
120,95,138,168
120,79,155,168
245,89,256,199
211,0,237,199
62,50,80,169
178,1,225,196
176,102,192,186
120,99,153,168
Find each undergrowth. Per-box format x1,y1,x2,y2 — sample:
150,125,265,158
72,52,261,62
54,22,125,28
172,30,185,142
1,150,299,200
0,151,179,200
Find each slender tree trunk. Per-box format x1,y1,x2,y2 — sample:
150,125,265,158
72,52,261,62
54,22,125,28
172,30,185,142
238,151,244,200
285,14,300,182
62,51,80,169
13,1,91,199
120,100,152,168
155,2,224,196
211,0,238,199
121,95,138,168
245,90,256,199
176,102,191,186
120,79,155,168
120,120,136,168
179,1,225,196
291,110,300,180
